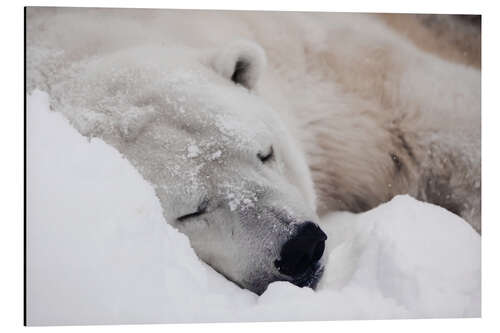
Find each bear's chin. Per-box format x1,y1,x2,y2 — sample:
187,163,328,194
246,263,325,296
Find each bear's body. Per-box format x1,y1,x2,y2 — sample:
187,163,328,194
26,8,480,293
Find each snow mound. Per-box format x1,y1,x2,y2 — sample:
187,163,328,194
26,91,480,325
320,197,480,319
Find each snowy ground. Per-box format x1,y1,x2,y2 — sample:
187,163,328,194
26,90,480,325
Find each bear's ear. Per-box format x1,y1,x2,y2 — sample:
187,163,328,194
211,40,266,90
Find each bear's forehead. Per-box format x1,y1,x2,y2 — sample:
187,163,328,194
161,74,277,151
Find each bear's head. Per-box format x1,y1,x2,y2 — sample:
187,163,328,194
55,40,327,295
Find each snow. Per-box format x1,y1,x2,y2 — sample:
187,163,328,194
186,143,201,158
26,90,480,326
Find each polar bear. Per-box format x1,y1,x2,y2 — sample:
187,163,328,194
26,8,481,295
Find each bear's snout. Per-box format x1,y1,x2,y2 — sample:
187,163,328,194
274,221,327,280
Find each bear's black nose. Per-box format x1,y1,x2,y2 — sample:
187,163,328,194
274,221,327,278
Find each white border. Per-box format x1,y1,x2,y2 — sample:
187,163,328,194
2,0,499,332
14,0,487,13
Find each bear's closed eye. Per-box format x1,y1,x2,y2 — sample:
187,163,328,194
177,199,209,222
258,146,274,163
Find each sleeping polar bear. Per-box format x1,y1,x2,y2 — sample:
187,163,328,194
26,8,481,295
